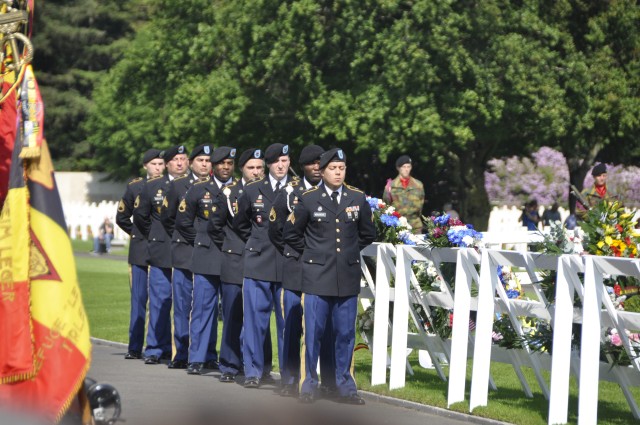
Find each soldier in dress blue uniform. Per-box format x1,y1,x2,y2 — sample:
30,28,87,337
133,145,190,364
161,144,212,369
268,145,335,397
176,146,236,375
233,143,293,388
116,148,164,360
208,148,270,383
284,148,376,404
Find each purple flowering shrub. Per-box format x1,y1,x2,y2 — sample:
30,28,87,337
485,147,640,207
485,147,569,206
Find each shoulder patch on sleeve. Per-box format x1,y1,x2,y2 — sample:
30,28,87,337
269,207,277,222
129,177,143,185
178,199,187,213
134,195,140,208
162,197,168,208
287,212,295,224
118,199,125,212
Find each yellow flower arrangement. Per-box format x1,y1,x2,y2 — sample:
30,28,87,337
581,201,639,258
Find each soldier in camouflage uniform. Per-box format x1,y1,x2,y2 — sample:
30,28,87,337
382,155,425,233
577,163,618,219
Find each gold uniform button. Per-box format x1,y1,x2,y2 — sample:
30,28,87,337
336,229,340,233
336,248,341,252
335,219,339,223
286,253,290,256
228,249,232,253
152,238,156,241
177,239,181,242
249,248,253,251
336,238,341,243
309,259,313,263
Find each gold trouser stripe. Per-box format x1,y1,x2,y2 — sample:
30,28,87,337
145,265,150,335
170,268,176,358
299,293,306,394
349,301,357,381
280,287,285,321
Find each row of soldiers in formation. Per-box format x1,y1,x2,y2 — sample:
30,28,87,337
115,142,376,405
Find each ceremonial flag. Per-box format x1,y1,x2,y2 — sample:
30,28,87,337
0,64,92,422
0,80,34,384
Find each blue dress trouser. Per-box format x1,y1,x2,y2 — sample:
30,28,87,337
144,266,172,358
219,282,243,375
127,264,148,353
301,294,358,397
281,289,336,387
242,278,284,379
188,273,220,363
172,267,193,362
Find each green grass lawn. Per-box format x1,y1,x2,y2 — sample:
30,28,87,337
77,255,131,342
72,238,129,256
74,252,640,424
353,348,640,425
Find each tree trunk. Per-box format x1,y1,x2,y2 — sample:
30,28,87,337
565,143,601,214
449,150,491,231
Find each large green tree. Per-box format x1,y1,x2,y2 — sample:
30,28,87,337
87,0,640,228
32,0,143,169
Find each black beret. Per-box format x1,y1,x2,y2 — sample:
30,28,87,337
189,144,213,160
211,146,237,164
395,155,412,168
238,148,264,168
298,145,325,165
142,149,162,165
319,148,346,169
264,143,290,164
162,145,189,162
591,163,607,176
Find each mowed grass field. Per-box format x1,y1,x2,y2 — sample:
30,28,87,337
74,250,640,424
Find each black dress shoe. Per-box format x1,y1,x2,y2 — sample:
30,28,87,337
219,372,235,383
204,360,219,370
244,377,260,388
144,355,159,365
338,394,366,405
186,362,204,375
319,385,337,399
261,373,276,385
167,359,188,369
124,351,142,360
298,393,315,404
280,384,299,397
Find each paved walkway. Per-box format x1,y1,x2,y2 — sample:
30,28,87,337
89,339,509,425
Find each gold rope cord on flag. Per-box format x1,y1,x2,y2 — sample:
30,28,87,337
0,7,32,105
